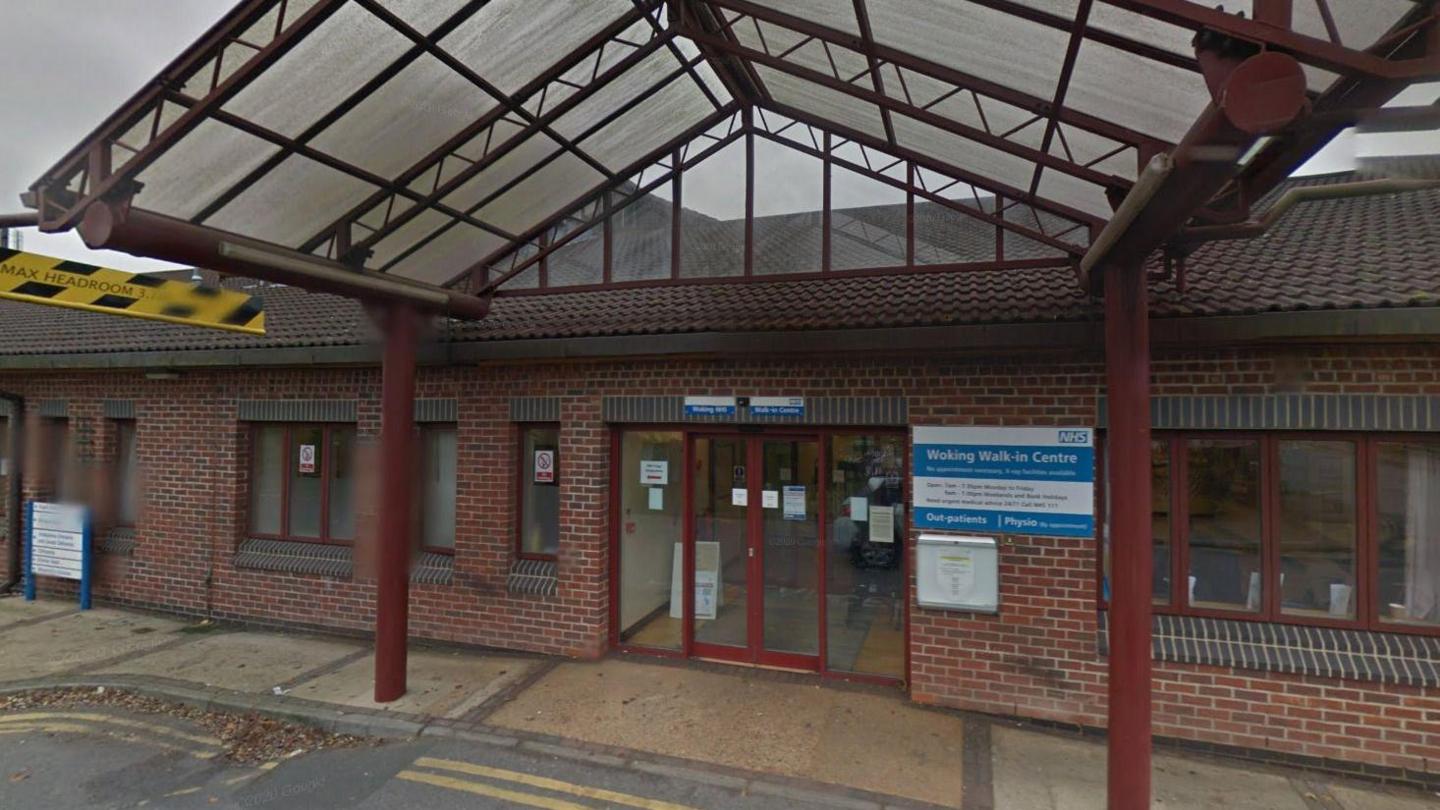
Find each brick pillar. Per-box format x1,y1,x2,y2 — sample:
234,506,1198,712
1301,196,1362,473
557,395,609,657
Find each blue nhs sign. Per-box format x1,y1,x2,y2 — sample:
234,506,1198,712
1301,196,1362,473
912,425,1096,538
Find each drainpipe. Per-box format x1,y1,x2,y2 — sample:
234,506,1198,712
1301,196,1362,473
0,392,23,593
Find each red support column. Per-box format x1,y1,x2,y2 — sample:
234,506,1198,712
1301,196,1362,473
374,303,419,703
1104,259,1153,810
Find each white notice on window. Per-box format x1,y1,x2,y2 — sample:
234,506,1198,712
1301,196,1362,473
849,496,868,522
762,490,779,508
731,488,748,506
298,444,317,475
639,459,668,486
648,487,664,511
783,486,805,521
937,552,975,600
869,504,894,543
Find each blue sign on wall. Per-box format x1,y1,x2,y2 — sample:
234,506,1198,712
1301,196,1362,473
683,396,737,416
911,426,1095,538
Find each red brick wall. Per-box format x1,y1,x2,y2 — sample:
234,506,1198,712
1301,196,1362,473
1,342,1437,773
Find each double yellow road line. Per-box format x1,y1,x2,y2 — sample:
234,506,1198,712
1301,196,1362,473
0,710,223,759
398,756,698,810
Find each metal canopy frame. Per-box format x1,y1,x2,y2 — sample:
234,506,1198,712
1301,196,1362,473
28,0,1437,302
19,8,1440,803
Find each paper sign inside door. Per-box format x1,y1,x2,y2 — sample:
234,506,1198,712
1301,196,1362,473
869,505,895,543
731,488,748,506
762,490,779,508
782,486,806,520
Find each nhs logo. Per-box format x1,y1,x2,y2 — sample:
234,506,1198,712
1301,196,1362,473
1058,430,1089,444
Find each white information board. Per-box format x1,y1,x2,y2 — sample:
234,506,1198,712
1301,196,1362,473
912,426,1094,538
26,501,92,609
916,534,999,613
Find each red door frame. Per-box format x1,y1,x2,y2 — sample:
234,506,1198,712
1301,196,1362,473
608,424,909,688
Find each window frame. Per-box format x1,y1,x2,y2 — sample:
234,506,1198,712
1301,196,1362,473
515,422,561,561
113,418,139,528
246,422,355,546
1099,430,1440,637
417,422,458,555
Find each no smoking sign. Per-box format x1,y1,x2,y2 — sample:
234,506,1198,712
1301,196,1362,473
533,449,555,484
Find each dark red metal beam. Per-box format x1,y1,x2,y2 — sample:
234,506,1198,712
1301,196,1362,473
295,2,665,258
74,200,489,319
34,0,349,232
1028,0,1094,199
685,28,1130,197
703,0,1173,152
1103,257,1153,810
374,302,419,703
1104,0,1440,79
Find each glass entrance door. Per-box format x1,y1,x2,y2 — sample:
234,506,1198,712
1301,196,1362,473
689,434,822,668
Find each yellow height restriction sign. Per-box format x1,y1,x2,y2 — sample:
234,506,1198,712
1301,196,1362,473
0,248,264,335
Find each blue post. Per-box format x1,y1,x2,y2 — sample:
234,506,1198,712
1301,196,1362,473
22,501,34,602
79,511,92,610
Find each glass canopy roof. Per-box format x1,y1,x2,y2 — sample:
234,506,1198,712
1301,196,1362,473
27,0,1433,295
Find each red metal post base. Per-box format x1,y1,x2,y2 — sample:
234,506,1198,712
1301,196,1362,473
1104,260,1153,809
374,303,419,703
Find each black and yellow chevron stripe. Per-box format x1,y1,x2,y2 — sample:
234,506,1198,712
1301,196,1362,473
0,248,264,335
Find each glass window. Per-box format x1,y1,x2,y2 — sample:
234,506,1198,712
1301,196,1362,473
617,430,683,650
288,426,324,538
825,433,906,678
1277,441,1357,619
420,425,457,550
1151,440,1173,603
1186,439,1263,612
0,416,10,480
519,425,560,557
47,418,75,502
115,421,140,526
1376,442,1440,627
250,425,285,536
249,424,355,543
326,426,356,541
1101,439,1173,604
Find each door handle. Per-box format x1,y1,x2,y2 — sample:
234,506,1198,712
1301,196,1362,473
748,547,755,558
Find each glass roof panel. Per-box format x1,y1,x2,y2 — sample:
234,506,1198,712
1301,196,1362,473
753,64,887,142
132,118,280,220
204,153,378,247
387,221,507,284
575,75,716,171
476,151,606,235
367,207,454,269
865,0,1071,102
761,0,861,36
441,131,566,214
1294,0,1414,50
310,54,500,181
1035,166,1111,218
551,48,687,142
892,113,1037,194
1065,38,1212,143
381,0,470,37
438,0,633,97
222,3,413,138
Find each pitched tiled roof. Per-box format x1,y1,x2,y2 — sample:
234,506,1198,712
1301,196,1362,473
0,171,1434,357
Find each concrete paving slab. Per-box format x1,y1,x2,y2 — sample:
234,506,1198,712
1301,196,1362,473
1329,784,1440,810
289,649,536,718
485,658,967,807
96,630,364,693
0,596,75,629
0,607,190,681
991,725,1310,810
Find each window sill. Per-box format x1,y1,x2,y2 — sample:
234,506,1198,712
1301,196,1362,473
507,558,557,597
235,539,455,585
99,527,137,556
1098,611,1440,688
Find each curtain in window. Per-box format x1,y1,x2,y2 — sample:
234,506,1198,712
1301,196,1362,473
1405,446,1440,623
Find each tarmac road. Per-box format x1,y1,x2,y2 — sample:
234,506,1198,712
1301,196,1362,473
0,706,887,810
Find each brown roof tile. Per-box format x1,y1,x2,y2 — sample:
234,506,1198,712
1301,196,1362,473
0,171,1433,357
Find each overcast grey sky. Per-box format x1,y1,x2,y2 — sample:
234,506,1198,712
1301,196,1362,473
0,3,1430,270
